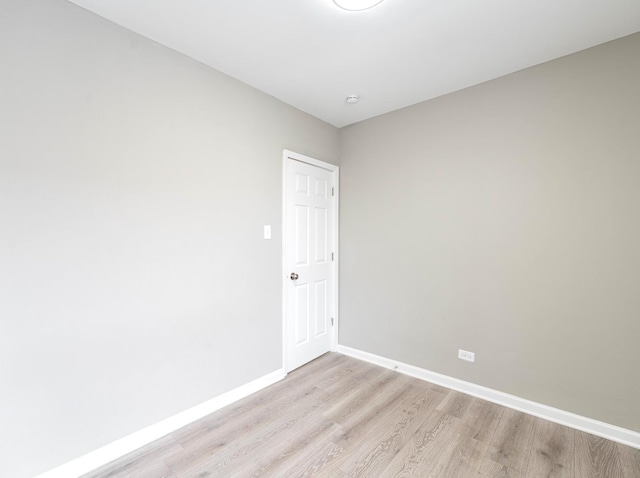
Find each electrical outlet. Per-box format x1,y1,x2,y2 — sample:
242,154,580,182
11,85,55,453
458,349,475,363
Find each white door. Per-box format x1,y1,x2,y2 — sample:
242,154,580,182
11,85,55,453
283,151,338,372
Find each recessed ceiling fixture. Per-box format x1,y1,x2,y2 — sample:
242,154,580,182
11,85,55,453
346,95,360,104
333,0,384,12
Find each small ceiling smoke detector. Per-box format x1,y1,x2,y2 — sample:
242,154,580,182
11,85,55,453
333,0,384,12
346,95,360,104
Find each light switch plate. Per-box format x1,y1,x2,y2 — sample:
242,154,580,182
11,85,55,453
264,225,271,239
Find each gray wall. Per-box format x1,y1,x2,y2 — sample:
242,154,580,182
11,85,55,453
340,33,640,433
3,0,639,475
0,1,338,477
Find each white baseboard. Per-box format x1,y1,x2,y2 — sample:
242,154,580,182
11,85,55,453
36,368,286,478
336,345,640,450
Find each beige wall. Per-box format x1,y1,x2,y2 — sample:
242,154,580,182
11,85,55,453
339,33,640,433
0,1,338,477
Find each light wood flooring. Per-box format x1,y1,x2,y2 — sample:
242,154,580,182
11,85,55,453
83,353,640,477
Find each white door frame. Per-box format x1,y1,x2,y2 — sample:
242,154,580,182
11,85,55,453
282,149,339,373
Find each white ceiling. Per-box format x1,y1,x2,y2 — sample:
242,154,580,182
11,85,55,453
67,0,640,128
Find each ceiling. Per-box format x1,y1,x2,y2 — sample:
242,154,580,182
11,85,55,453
67,0,640,128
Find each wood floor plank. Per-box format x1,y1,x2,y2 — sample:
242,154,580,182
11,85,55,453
424,433,489,477
459,397,505,443
313,374,422,476
478,457,528,477
340,383,446,476
166,390,328,477
436,389,474,418
81,353,640,478
87,461,176,478
251,424,340,477
171,380,326,454
379,410,461,477
486,407,537,472
319,361,384,401
617,442,640,478
170,375,321,446
306,355,377,389
243,420,341,477
526,419,574,477
81,435,182,478
248,371,414,478
575,430,625,477
285,439,350,478
288,352,346,379
321,368,401,425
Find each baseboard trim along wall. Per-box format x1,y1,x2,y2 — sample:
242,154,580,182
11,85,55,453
36,368,286,478
336,345,640,450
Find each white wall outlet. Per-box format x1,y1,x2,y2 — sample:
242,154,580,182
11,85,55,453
263,225,271,239
458,349,475,363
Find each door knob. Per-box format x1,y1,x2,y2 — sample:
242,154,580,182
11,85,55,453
290,272,299,281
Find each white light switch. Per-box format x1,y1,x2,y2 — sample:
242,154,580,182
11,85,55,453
263,225,272,240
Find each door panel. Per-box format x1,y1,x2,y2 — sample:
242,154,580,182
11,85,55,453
295,205,309,265
284,155,336,372
295,284,309,345
315,280,327,336
314,207,327,263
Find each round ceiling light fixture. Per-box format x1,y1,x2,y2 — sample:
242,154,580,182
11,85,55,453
346,95,360,104
333,0,384,11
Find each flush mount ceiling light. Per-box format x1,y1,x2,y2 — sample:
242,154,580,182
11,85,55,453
333,0,384,11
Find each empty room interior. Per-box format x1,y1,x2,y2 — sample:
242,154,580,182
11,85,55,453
2,0,640,477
